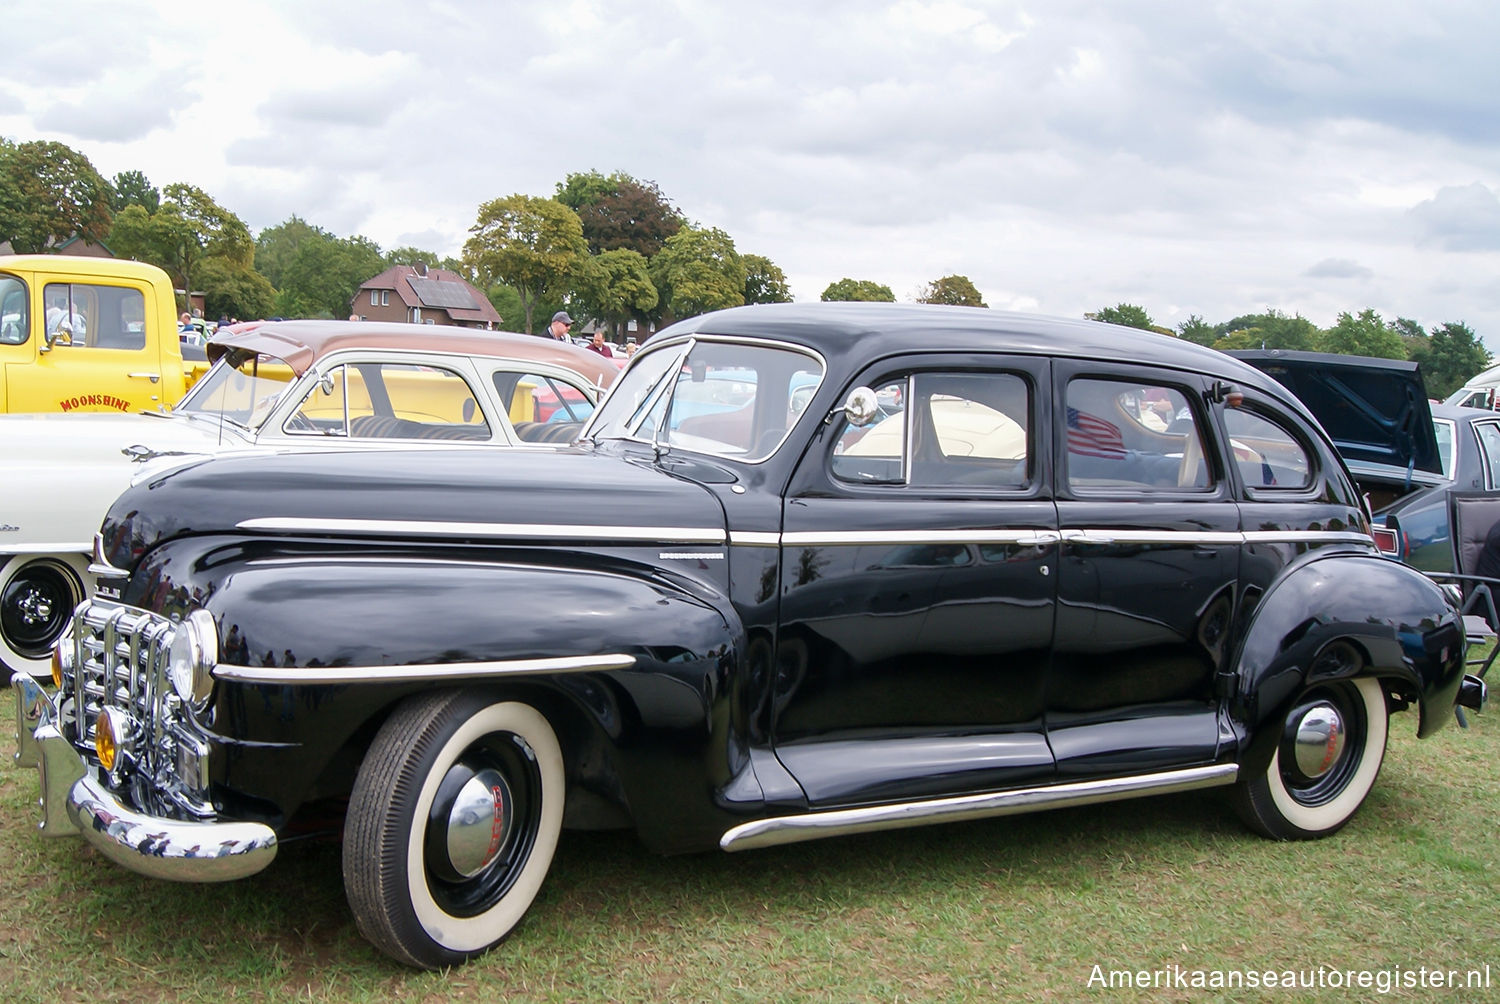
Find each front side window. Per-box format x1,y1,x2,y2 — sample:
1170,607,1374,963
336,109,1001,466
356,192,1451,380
587,339,824,462
492,370,596,427
1065,378,1210,491
42,282,145,350
341,363,490,440
833,372,1030,488
0,274,29,344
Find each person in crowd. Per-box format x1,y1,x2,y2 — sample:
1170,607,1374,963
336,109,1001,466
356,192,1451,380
547,311,573,341
587,330,614,357
44,288,86,342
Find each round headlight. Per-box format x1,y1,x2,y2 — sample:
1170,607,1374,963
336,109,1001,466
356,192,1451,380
167,609,219,708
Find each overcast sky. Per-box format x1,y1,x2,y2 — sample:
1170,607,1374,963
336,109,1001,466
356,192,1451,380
4,0,1498,339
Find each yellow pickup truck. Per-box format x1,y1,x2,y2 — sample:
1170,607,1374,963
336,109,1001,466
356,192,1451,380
0,255,212,413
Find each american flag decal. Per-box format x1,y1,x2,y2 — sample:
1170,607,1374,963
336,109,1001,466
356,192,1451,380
1066,406,1126,458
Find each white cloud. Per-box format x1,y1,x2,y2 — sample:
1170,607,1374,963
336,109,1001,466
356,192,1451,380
0,0,1496,341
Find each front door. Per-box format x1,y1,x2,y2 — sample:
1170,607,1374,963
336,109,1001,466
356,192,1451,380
774,355,1059,806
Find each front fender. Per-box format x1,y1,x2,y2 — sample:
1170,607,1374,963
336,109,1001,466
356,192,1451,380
1235,552,1464,741
125,537,743,848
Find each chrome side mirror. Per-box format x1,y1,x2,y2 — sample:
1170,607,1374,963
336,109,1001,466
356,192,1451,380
841,386,880,427
319,372,337,396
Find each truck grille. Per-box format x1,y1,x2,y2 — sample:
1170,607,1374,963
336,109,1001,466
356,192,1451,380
60,599,213,816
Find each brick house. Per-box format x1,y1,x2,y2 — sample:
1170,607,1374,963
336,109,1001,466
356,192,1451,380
352,263,503,328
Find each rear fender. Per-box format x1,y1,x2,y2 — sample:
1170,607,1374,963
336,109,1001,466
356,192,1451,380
1233,553,1464,751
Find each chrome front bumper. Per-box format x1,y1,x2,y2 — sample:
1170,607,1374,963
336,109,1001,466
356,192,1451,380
10,672,277,882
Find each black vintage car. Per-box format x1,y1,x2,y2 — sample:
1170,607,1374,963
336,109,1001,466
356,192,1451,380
11,303,1485,969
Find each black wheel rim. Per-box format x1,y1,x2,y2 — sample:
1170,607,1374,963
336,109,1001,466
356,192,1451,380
1278,682,1368,807
1,560,79,658
424,731,544,918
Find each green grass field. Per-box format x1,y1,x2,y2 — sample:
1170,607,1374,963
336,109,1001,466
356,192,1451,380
2,698,1496,1003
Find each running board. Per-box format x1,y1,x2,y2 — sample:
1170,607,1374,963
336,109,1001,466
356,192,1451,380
719,763,1239,852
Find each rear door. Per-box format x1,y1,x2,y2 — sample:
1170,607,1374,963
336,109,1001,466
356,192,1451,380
774,353,1058,806
1049,362,1238,777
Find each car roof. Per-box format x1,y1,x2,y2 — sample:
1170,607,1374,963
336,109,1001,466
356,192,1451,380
206,319,620,387
663,302,1286,390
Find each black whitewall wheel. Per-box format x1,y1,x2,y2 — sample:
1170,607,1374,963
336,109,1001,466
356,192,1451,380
1234,668,1388,840
0,553,89,678
343,691,565,969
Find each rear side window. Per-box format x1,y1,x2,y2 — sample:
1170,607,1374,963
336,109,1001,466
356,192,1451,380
1222,409,1313,489
1473,421,1500,489
1065,378,1210,491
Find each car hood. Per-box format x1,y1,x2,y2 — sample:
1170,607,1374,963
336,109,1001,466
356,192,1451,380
0,411,250,548
1229,349,1443,481
100,446,728,573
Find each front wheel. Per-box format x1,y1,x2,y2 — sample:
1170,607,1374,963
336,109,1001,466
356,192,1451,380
1234,672,1388,840
343,692,565,969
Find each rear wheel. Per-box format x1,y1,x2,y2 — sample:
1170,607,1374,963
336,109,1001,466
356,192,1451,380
343,691,564,969
0,554,89,678
1234,665,1388,840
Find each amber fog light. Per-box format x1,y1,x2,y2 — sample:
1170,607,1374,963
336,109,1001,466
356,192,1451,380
50,647,63,689
95,707,137,774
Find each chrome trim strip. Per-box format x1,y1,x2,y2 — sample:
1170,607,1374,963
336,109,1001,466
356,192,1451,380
729,531,781,547
213,652,637,685
230,521,1372,551
781,529,1063,547
236,517,726,545
719,763,1239,852
2,542,93,555
1241,530,1373,545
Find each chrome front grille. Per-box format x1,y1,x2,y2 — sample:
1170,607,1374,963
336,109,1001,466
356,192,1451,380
61,599,213,816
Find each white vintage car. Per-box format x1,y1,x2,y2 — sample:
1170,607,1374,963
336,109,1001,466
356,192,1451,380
0,319,619,677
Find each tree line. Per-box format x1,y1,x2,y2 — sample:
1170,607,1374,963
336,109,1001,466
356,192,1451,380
1091,303,1489,400
0,137,1488,396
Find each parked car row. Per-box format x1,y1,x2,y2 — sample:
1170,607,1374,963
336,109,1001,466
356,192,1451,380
7,303,1485,970
0,320,619,678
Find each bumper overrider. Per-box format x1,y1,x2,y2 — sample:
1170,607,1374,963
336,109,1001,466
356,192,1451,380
10,670,277,883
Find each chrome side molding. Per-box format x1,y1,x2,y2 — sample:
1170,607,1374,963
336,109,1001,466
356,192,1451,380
720,763,1239,852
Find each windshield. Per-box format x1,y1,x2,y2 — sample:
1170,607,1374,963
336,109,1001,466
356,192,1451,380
174,351,300,429
586,338,824,462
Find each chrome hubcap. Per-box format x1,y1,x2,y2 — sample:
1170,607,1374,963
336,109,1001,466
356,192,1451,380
442,766,512,878
1291,702,1345,778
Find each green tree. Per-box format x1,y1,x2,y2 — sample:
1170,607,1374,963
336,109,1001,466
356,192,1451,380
1411,321,1490,399
821,278,895,302
0,139,113,253
1091,303,1155,329
1177,314,1216,346
254,215,326,290
463,194,588,334
111,183,255,301
196,257,276,321
1210,309,1319,351
555,170,683,257
649,226,746,321
573,248,658,339
1317,309,1407,359
743,253,792,304
916,274,987,307
485,283,525,332
110,170,160,215
278,232,386,318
